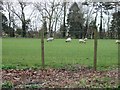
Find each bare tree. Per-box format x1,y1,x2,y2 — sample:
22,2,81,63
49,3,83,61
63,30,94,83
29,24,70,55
3,1,16,37
53,2,64,33
10,0,33,37
34,0,63,37
82,2,94,38
44,0,61,37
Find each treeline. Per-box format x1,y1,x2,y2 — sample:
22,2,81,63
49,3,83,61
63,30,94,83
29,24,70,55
1,1,120,39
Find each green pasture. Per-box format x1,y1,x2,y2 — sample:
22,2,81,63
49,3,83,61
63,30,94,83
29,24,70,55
2,38,118,70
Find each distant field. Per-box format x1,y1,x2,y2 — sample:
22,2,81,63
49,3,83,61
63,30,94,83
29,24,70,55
2,38,118,70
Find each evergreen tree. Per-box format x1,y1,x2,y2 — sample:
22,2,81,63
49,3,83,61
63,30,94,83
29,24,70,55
67,2,84,38
110,11,120,39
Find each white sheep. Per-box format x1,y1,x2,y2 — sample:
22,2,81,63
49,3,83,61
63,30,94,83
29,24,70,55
116,40,120,44
66,37,71,42
79,39,86,43
84,38,88,41
47,37,54,42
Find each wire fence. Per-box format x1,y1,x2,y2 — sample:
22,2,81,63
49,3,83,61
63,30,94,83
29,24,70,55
2,29,119,70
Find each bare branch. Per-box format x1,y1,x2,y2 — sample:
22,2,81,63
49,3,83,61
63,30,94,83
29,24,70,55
11,6,23,21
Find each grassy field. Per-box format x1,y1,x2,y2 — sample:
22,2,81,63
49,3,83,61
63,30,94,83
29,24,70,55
2,38,118,70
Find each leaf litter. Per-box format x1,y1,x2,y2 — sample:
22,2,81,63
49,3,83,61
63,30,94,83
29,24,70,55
2,65,118,88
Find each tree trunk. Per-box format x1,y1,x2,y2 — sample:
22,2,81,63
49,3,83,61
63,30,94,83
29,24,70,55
63,1,66,38
8,11,14,37
99,7,103,39
48,18,53,37
54,18,58,32
22,21,26,37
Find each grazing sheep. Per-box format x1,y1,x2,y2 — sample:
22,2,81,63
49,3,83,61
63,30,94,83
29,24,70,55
84,38,88,41
116,40,120,44
47,37,54,42
66,38,71,42
79,39,86,43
